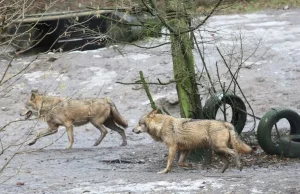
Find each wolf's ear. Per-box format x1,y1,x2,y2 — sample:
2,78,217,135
30,92,36,101
148,109,158,118
31,89,38,93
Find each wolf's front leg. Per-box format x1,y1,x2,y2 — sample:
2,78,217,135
28,126,59,146
158,145,177,174
65,123,74,149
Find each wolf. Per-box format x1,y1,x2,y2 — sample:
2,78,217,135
132,110,252,174
21,91,128,149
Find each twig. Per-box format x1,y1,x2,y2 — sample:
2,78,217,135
216,46,257,131
116,79,176,85
216,62,227,121
99,159,142,164
139,71,160,112
180,0,224,34
0,53,41,87
192,31,216,93
0,55,15,84
0,137,3,155
129,42,171,49
145,0,176,34
162,107,171,115
236,107,261,120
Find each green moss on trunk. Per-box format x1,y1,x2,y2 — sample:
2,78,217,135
167,1,202,119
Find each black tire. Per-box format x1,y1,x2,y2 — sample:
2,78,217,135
257,108,300,155
279,135,300,158
203,92,247,134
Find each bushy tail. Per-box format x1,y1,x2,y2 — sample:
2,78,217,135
224,122,252,154
107,99,128,128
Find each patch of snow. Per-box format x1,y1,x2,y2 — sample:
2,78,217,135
251,188,264,193
114,53,151,61
65,178,223,193
93,55,101,58
23,71,68,84
246,21,289,27
141,91,177,105
80,67,117,90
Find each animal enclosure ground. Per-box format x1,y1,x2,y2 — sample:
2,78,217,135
1,9,300,194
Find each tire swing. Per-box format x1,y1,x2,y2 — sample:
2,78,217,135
203,92,247,134
279,135,300,158
256,107,300,155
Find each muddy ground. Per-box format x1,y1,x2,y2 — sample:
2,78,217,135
1,9,300,194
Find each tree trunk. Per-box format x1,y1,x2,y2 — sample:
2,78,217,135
166,0,203,119
165,0,209,163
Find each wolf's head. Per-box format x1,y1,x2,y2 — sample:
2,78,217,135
132,109,158,134
20,90,40,120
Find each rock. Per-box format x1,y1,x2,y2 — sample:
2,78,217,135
283,5,289,10
128,105,137,109
16,182,24,186
47,57,58,62
255,77,265,83
138,159,145,164
166,94,179,105
1,107,8,111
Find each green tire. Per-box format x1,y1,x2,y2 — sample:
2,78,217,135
203,92,247,134
279,135,300,158
257,107,300,155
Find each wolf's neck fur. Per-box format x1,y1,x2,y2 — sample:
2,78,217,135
38,96,62,117
146,115,168,142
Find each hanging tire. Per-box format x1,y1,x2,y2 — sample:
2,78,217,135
279,135,300,158
257,107,300,155
203,92,247,134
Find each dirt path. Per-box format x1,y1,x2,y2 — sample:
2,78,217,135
1,9,300,193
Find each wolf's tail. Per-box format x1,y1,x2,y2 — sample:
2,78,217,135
107,98,128,128
224,122,252,154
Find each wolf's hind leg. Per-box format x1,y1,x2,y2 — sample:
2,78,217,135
104,119,127,146
214,146,241,172
178,150,191,168
216,152,230,173
28,123,59,146
91,118,108,146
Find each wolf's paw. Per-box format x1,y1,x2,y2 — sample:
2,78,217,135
93,141,100,146
121,141,127,146
221,166,228,173
238,164,243,171
28,140,36,146
28,142,34,146
178,162,192,168
157,169,169,174
65,144,72,149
